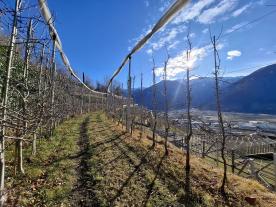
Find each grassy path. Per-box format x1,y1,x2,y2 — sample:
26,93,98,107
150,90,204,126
6,112,276,206
70,116,99,206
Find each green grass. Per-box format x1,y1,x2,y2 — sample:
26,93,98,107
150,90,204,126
5,115,86,206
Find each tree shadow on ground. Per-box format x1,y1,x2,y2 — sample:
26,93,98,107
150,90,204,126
109,145,154,206
71,116,100,207
115,138,205,206
142,153,167,206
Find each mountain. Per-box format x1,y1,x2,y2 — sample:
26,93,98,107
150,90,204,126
132,76,242,111
221,64,276,114
131,63,276,114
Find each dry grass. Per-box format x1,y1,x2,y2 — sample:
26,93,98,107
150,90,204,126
84,112,276,206
5,111,276,206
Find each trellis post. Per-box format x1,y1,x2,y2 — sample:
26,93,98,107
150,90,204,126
249,158,257,179
110,81,113,118
202,140,206,158
50,36,57,136
32,133,37,155
81,72,85,114
38,44,45,97
231,150,235,173
126,56,132,132
140,73,143,131
273,153,276,191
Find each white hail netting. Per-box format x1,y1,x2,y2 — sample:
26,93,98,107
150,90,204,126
107,0,190,90
38,0,189,95
38,0,106,98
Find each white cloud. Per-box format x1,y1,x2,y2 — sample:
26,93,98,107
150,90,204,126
168,40,180,50
227,50,242,60
216,43,224,50
155,46,211,79
198,0,237,24
146,48,153,54
259,47,265,52
232,3,251,17
202,28,208,34
225,22,248,34
257,0,266,5
159,0,173,12
149,26,186,51
173,0,215,24
151,29,178,51
190,32,196,38
144,0,149,7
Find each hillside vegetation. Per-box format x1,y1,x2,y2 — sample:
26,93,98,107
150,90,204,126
6,112,276,206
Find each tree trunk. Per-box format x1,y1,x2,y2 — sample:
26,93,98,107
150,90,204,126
212,36,227,197
164,59,169,155
151,59,157,148
0,0,20,204
185,49,193,196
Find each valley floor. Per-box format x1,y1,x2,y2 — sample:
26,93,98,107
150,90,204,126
6,112,276,206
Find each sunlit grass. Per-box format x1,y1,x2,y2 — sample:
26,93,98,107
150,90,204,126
5,115,86,206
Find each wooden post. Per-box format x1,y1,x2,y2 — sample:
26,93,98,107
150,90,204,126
140,73,143,132
37,44,45,138
110,81,113,119
112,83,115,116
23,19,33,79
101,95,104,110
126,56,132,132
50,37,56,136
216,136,219,166
81,72,85,114
273,153,276,191
106,89,109,112
32,133,37,155
88,95,91,112
202,140,206,158
249,159,257,179
231,150,235,173
38,44,45,97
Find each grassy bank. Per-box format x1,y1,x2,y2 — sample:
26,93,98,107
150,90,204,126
5,112,276,206
82,112,276,206
6,115,85,206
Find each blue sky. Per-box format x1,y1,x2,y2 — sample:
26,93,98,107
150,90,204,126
6,0,276,87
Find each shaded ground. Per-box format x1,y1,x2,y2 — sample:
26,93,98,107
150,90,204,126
71,116,100,206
